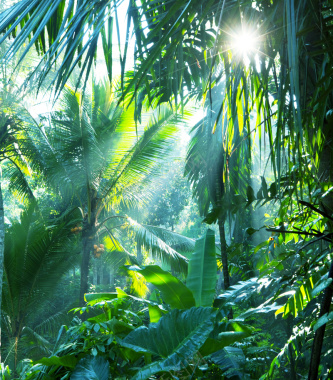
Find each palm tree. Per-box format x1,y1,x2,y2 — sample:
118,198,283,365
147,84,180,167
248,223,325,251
22,80,192,304
0,87,39,362
1,203,79,368
185,79,251,313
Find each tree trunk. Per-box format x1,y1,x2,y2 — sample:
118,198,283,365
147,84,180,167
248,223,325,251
308,260,333,380
218,216,233,319
218,216,230,289
0,183,4,362
287,316,297,380
93,260,98,285
307,109,333,377
80,231,93,305
137,243,143,265
79,196,97,306
100,260,104,285
109,269,114,288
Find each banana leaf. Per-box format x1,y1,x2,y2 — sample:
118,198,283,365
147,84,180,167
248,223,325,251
186,229,217,307
121,307,217,380
124,265,195,309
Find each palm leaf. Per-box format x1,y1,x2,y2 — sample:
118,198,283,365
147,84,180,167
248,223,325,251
0,0,118,97
126,218,189,273
2,205,79,338
209,347,245,379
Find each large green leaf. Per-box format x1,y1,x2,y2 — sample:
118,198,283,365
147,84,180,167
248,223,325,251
71,356,109,380
186,229,217,307
124,265,195,309
37,355,78,369
121,307,217,379
200,321,253,356
84,293,118,303
313,311,333,332
85,288,168,318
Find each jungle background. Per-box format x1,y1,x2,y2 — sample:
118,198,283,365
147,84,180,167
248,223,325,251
0,0,332,379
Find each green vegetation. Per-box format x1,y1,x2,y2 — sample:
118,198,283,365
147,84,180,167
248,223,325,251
0,0,333,379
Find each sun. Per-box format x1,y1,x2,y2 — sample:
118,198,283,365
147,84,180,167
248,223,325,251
230,28,259,58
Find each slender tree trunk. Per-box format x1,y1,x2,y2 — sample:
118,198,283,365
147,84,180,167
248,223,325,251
218,216,230,289
137,243,143,265
288,343,297,380
0,183,4,362
109,269,114,287
218,216,233,319
100,261,104,285
93,260,97,285
308,260,333,380
79,196,97,306
80,231,93,305
287,316,297,380
308,110,333,377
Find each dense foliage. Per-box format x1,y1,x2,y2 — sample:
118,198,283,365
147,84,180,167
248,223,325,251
0,0,333,379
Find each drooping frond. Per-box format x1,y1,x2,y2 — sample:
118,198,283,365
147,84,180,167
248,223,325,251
126,217,189,274
2,159,35,202
2,204,79,337
20,326,52,357
0,0,125,97
134,224,195,254
102,233,139,270
101,104,182,209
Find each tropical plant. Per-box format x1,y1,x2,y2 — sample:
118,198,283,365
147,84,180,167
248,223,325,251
16,230,253,379
0,86,39,363
185,92,251,297
1,204,79,368
20,80,193,304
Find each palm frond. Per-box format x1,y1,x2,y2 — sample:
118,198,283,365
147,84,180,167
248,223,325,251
0,0,122,97
33,308,72,337
20,326,52,356
126,217,188,274
135,224,195,254
102,233,138,270
2,159,35,202
210,347,246,380
101,104,182,208
2,204,79,334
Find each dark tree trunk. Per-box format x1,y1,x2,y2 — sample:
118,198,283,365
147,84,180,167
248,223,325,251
286,316,297,380
0,183,5,362
218,216,230,290
218,216,233,319
308,260,333,380
308,109,333,378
